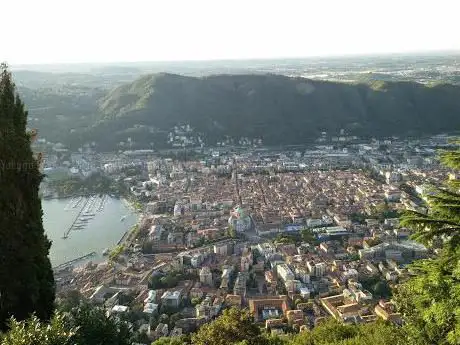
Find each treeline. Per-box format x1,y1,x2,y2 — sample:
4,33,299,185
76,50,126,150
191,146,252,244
46,172,127,197
89,73,460,150
17,72,460,151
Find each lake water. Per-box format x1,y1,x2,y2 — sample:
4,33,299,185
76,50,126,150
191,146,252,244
42,196,137,267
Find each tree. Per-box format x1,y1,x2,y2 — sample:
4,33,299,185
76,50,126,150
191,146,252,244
169,312,182,328
393,247,460,345
152,336,189,345
65,303,132,345
275,234,298,245
372,202,399,220
288,318,403,345
131,330,150,345
192,307,263,345
226,224,236,238
300,228,317,244
400,142,460,246
0,314,76,345
56,289,83,312
158,313,169,324
349,213,367,224
394,143,460,345
373,281,391,299
294,299,303,308
191,297,201,306
0,63,55,330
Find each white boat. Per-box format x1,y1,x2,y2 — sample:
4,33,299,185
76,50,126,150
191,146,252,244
102,248,110,256
120,215,127,222
79,217,92,222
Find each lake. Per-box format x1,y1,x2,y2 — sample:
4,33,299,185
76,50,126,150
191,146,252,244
42,196,137,267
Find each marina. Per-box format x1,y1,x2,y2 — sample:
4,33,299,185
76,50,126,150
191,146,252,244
62,195,111,238
43,196,137,267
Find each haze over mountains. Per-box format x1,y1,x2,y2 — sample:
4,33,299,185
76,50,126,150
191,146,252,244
13,54,460,150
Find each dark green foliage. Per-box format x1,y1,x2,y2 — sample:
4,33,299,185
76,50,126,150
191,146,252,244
26,73,460,151
371,202,399,221
188,314,402,345
47,173,127,198
400,143,460,247
395,143,460,345
349,213,367,224
191,298,202,306
289,319,403,345
0,64,55,330
91,74,460,150
169,312,182,328
226,225,237,238
300,228,318,244
152,335,189,345
65,304,132,345
359,276,392,299
0,314,76,345
0,304,133,345
372,281,392,299
149,270,197,290
191,307,263,345
394,248,460,345
275,233,300,245
55,289,83,312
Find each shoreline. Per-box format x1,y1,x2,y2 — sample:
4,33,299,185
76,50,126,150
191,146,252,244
44,195,140,269
41,192,120,201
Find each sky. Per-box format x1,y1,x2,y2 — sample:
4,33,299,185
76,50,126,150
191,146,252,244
1,0,459,64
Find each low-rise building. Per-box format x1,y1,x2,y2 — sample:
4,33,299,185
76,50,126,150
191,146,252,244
199,266,213,286
161,290,181,308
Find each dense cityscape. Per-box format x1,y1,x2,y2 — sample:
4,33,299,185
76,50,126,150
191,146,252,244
35,132,454,342
1,2,460,343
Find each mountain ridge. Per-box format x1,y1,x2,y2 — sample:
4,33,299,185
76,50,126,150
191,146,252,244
86,73,460,149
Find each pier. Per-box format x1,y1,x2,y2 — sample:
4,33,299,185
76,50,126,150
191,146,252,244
116,231,129,245
53,251,97,270
62,197,91,239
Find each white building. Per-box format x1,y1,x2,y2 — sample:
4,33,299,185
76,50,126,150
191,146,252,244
191,254,202,268
214,243,230,256
300,287,311,299
199,266,213,286
111,305,129,314
307,261,326,277
161,291,181,308
143,303,158,315
276,263,295,282
294,267,310,284
144,290,157,304
174,203,182,217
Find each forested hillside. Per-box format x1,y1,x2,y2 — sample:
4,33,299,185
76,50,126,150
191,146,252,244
16,72,460,150
92,73,460,149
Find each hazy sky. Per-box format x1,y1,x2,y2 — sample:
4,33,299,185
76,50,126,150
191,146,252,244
2,0,459,64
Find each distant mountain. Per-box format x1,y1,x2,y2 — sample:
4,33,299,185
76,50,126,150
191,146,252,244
76,73,460,149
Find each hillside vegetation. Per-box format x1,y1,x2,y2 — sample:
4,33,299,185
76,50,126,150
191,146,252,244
85,73,460,149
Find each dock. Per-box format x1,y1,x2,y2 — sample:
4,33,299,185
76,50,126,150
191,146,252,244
116,231,129,245
62,197,91,239
53,251,97,270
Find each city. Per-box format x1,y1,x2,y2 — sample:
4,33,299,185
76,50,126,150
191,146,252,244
45,133,456,341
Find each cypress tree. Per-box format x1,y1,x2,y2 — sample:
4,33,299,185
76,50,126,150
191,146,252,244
0,63,55,330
